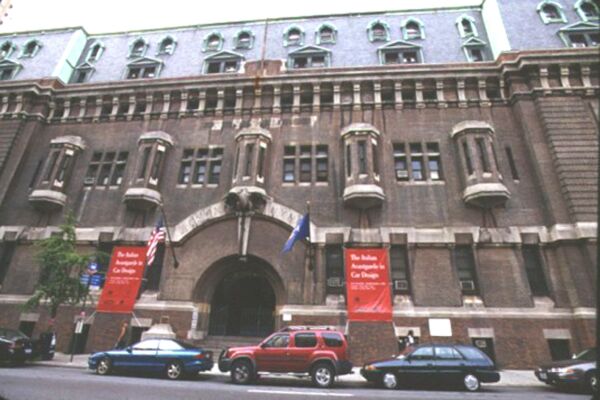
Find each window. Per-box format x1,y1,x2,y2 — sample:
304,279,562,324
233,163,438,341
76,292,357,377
322,332,343,347
325,245,345,295
84,151,128,188
537,1,567,23
204,53,243,74
244,144,254,178
0,66,15,80
87,43,103,62
129,39,147,58
505,146,519,180
284,26,304,46
462,140,474,175
158,340,183,351
178,147,223,187
453,246,479,295
126,62,160,79
575,0,600,21
381,47,422,65
72,67,91,83
393,142,443,182
476,138,491,173
402,20,424,40
289,51,330,69
565,31,600,47
411,346,434,360
138,146,152,180
234,30,254,49
264,334,290,348
368,21,390,42
316,24,337,44
0,242,16,286
522,245,549,296
467,47,485,62
157,36,176,55
0,41,15,59
21,40,41,58
282,144,328,184
345,144,352,177
294,333,317,348
204,33,223,52
358,140,367,174
133,340,160,351
457,16,478,38
390,246,410,294
435,346,463,360
257,146,266,180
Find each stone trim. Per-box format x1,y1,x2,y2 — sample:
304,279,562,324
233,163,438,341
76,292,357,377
543,328,572,339
468,328,494,338
394,326,421,337
50,135,85,150
19,312,39,322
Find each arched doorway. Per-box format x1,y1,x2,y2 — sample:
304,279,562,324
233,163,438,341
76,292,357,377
205,256,279,337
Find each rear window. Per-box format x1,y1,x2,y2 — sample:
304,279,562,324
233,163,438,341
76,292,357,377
295,333,317,348
0,329,27,340
322,332,344,347
456,345,489,361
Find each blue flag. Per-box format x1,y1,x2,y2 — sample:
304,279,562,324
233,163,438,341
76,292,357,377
282,214,310,253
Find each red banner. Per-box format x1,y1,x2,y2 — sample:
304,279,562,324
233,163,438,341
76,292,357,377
345,248,392,321
97,246,146,313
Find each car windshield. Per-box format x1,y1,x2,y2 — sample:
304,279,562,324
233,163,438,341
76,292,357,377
574,348,596,361
0,328,28,340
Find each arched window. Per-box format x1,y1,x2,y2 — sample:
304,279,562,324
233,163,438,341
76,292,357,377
367,20,390,42
283,26,304,46
316,24,337,44
86,42,104,62
575,0,600,20
234,30,254,49
537,1,567,23
456,15,479,38
401,18,425,40
0,41,15,59
21,40,42,58
158,36,176,55
129,38,147,58
203,32,224,52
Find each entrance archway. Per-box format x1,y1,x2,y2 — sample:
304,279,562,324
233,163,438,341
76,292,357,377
194,255,284,338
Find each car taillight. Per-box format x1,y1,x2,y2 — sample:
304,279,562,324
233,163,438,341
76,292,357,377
196,351,212,360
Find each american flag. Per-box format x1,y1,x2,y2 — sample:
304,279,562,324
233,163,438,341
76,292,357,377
146,217,166,267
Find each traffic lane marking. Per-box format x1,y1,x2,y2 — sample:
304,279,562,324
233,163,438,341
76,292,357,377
248,389,354,397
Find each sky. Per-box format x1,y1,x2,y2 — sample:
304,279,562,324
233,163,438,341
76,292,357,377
0,0,482,34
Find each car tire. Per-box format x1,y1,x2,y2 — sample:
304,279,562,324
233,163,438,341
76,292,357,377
381,372,399,390
463,373,481,392
96,357,112,376
311,363,335,388
586,371,598,395
165,361,184,380
231,359,254,385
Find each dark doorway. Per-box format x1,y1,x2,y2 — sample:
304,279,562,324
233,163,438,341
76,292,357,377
209,267,275,337
472,337,496,363
68,324,90,354
547,339,571,361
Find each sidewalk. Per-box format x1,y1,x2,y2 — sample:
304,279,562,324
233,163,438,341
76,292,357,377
36,353,544,387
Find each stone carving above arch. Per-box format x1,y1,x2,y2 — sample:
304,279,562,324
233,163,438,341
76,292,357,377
171,199,313,243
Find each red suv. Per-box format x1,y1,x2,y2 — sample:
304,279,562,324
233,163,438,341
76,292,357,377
218,327,353,388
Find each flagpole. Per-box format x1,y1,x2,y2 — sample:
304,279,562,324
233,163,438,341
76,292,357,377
306,201,314,271
159,203,180,269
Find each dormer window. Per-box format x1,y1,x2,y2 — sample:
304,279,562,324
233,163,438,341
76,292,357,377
378,40,423,65
203,32,224,52
71,65,94,83
461,37,489,62
559,21,600,47
288,46,331,69
158,36,176,55
0,66,15,80
537,1,567,23
125,57,162,79
402,19,425,40
204,51,243,74
283,26,304,47
0,41,15,59
368,21,390,42
87,42,104,62
576,0,599,20
234,30,254,49
21,40,42,58
316,24,337,45
129,38,148,58
457,15,479,38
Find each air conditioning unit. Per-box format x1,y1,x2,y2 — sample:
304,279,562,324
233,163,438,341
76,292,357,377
396,170,409,179
460,280,475,291
394,280,409,291
83,177,96,186
327,277,344,288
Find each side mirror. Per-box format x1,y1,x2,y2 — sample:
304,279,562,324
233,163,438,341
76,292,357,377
126,346,132,353
571,353,577,359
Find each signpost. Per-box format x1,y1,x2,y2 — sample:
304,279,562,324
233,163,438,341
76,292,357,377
344,248,393,322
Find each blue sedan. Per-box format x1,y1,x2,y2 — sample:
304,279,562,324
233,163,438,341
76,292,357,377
88,338,213,380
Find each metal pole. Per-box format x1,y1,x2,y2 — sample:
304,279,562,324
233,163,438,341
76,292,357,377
70,276,90,362
159,203,179,269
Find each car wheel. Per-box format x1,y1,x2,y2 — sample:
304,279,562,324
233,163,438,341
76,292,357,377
463,373,481,392
165,361,184,380
586,371,598,394
231,359,254,385
381,372,399,390
96,357,112,376
311,363,335,388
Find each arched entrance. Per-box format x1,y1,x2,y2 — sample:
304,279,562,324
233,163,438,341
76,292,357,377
195,255,283,338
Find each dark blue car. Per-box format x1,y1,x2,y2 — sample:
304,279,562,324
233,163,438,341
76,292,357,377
88,338,213,380
361,343,500,392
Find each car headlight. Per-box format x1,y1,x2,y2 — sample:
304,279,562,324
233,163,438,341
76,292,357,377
550,367,576,376
364,365,378,371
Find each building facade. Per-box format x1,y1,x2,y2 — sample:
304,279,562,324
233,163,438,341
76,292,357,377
0,0,598,367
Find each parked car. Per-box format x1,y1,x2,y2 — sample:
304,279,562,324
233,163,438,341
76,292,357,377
88,338,213,380
0,328,34,365
218,326,353,388
534,347,597,394
360,343,500,392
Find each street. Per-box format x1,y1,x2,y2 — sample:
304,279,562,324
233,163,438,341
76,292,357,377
0,365,590,400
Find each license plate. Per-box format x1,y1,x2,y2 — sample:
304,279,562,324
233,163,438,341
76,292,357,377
25,349,32,354
539,372,547,380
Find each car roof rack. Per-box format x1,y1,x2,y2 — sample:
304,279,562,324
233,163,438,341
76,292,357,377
279,326,337,332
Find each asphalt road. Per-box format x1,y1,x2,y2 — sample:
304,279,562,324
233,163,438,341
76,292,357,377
0,365,590,400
